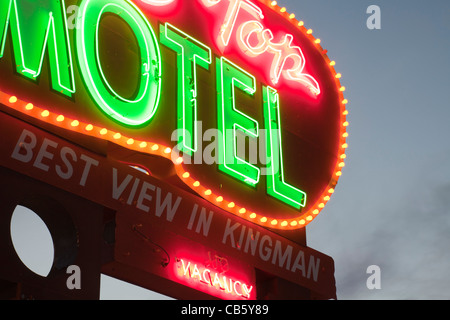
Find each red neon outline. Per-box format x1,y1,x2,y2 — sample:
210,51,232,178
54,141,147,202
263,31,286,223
0,0,348,230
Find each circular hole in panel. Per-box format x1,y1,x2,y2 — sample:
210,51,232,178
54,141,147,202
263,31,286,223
10,205,55,277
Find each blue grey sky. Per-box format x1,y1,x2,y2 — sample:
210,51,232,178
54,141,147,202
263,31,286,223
11,0,450,300
284,0,450,299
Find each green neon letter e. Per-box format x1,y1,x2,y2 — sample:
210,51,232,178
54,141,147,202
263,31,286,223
217,57,260,187
0,0,75,96
263,86,306,209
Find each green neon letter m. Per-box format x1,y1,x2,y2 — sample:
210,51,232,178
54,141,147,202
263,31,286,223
0,0,75,96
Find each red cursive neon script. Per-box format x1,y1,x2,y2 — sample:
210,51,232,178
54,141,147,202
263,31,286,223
198,0,320,95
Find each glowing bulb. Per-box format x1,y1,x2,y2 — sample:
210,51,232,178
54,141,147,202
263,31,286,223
175,157,183,164
56,115,65,122
41,110,49,117
100,128,108,135
139,142,147,148
71,120,79,127
25,103,33,110
193,181,200,187
85,124,93,131
113,133,121,140
182,172,190,179
216,196,223,203
127,138,134,145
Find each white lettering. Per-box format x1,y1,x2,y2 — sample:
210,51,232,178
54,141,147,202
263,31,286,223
137,181,156,212
11,129,37,163
79,154,98,186
112,168,133,200
33,138,58,171
222,219,240,247
272,241,293,270
155,188,182,222
55,147,76,180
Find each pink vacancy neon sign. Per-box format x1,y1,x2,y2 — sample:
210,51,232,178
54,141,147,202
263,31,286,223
176,258,255,299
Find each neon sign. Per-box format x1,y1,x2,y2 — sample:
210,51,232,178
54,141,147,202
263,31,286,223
0,0,348,230
176,258,254,299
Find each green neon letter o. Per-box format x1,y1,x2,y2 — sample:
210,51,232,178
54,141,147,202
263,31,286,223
76,0,161,126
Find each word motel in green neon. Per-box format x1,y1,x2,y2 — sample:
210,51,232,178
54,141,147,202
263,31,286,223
0,0,306,209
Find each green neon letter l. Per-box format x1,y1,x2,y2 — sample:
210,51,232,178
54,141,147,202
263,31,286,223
0,0,75,96
263,86,306,209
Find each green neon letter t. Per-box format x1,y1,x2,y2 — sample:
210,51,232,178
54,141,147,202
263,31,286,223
160,23,211,156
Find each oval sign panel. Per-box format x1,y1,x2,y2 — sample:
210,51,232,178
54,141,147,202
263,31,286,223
0,0,348,230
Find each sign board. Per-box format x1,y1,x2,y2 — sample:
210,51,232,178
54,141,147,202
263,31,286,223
0,110,336,299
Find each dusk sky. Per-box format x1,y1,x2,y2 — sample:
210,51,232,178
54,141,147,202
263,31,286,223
281,0,450,299
9,0,450,300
